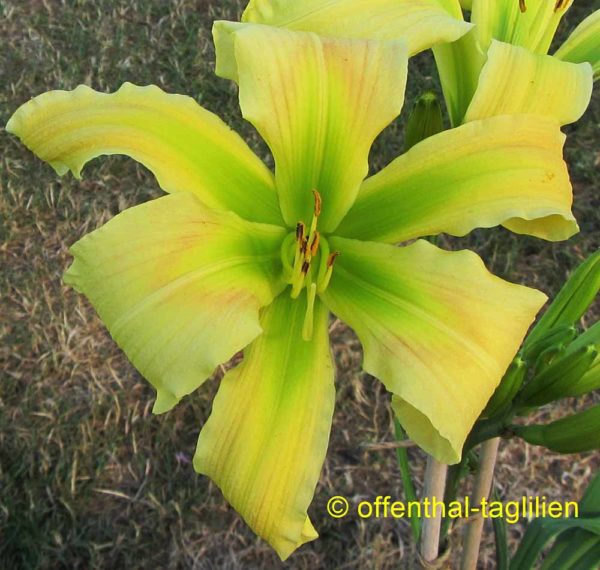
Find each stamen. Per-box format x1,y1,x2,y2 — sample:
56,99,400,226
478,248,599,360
309,231,320,259
312,189,322,217
288,190,337,302
300,237,308,255
317,251,340,293
327,251,340,268
302,283,318,341
554,0,568,11
519,0,526,13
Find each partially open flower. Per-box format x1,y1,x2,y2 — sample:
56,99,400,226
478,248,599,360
434,0,597,125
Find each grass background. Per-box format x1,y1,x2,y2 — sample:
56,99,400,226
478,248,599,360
0,0,599,568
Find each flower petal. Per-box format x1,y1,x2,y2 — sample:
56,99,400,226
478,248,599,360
6,83,282,225
471,0,573,54
555,9,600,80
194,292,334,560
64,193,286,413
321,237,546,464
464,41,593,126
238,0,471,56
218,23,408,232
336,115,576,244
433,30,486,126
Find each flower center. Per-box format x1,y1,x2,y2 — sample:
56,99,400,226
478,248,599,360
280,190,340,341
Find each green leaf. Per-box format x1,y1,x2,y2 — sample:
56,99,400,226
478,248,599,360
540,532,600,570
491,490,509,570
512,473,600,570
394,419,421,541
510,519,600,569
524,250,600,348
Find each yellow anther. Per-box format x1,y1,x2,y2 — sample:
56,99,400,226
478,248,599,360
308,231,320,260
312,189,322,217
519,0,526,13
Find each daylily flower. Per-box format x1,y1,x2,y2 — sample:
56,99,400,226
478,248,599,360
433,0,598,126
7,25,579,559
216,0,474,61
216,0,593,241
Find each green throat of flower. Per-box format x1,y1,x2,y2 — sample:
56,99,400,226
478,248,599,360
280,190,340,342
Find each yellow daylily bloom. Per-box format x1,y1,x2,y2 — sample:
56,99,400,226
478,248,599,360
9,24,571,559
434,0,597,126
216,0,472,73
220,0,593,243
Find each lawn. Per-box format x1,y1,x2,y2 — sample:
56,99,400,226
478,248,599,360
0,1,599,568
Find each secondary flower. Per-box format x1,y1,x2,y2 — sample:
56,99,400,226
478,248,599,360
218,0,473,59
433,0,598,125
215,0,593,239
7,25,578,559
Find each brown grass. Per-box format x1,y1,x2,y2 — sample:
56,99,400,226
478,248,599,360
1,1,599,568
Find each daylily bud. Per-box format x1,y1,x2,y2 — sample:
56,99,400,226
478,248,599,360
566,359,600,397
533,343,567,373
404,91,444,151
524,250,600,348
555,321,600,397
483,357,526,418
512,404,600,453
522,323,577,362
519,344,598,407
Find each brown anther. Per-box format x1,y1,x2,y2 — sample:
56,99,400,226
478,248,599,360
327,251,340,268
300,237,308,255
296,222,305,242
519,0,526,13
554,0,567,10
310,232,320,257
312,189,322,217
301,260,310,275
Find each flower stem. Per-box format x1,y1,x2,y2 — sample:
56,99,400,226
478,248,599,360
460,437,501,570
420,456,448,563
